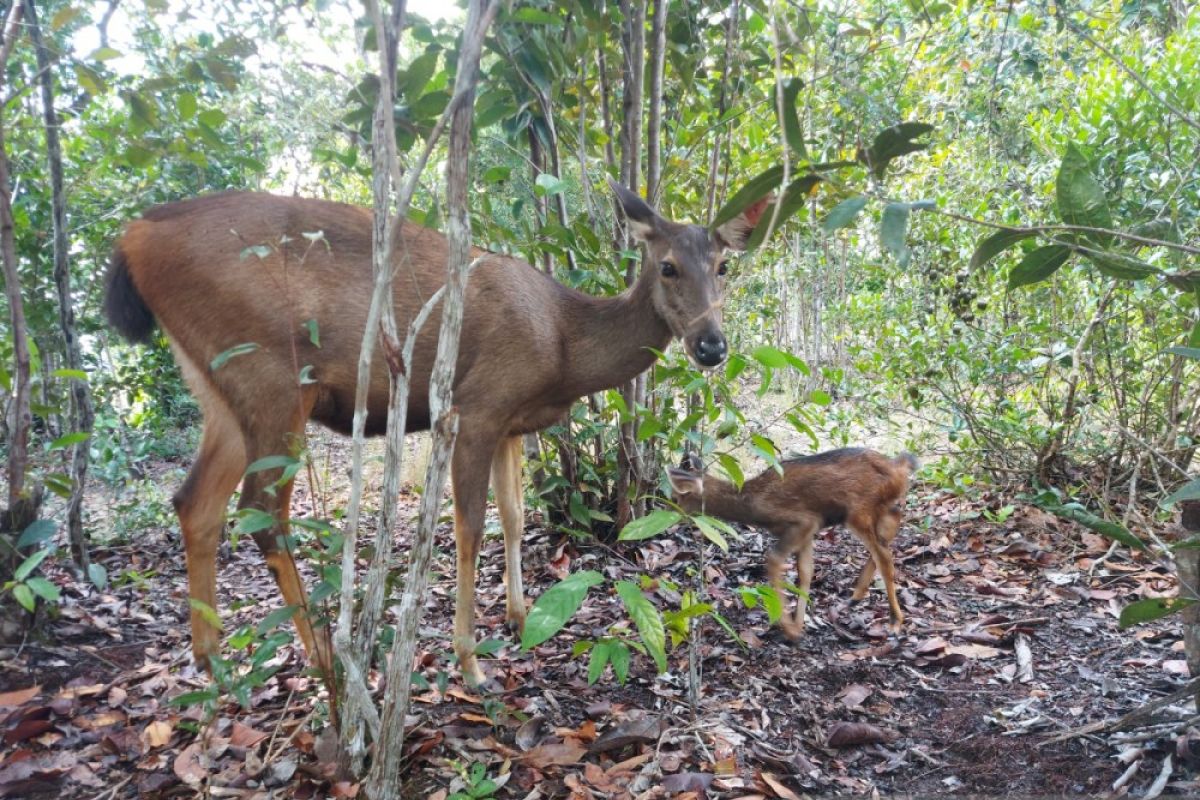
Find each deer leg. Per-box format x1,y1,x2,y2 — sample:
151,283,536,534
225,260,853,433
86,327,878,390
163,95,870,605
873,514,905,631
173,400,246,672
767,525,805,640
490,435,526,633
452,430,498,687
849,557,877,603
792,528,815,634
238,392,332,677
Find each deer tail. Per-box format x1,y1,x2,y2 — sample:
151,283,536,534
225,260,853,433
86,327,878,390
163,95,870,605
893,451,920,475
103,244,157,344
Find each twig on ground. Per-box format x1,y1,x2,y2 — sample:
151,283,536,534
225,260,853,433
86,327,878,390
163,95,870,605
1142,754,1173,800
1044,677,1200,744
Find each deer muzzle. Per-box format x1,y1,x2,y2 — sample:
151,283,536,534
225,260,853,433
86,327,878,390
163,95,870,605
690,330,728,368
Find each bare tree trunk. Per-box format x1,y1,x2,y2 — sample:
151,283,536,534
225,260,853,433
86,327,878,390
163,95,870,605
615,0,645,531
25,0,93,568
646,0,666,204
705,0,739,223
365,3,498,795
0,3,39,537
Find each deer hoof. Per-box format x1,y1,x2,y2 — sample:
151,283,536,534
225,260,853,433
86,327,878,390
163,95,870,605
779,621,804,641
460,657,488,689
505,611,526,635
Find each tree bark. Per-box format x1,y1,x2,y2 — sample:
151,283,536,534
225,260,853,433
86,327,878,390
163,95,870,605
0,2,39,537
364,2,498,795
25,0,94,568
1178,500,1200,712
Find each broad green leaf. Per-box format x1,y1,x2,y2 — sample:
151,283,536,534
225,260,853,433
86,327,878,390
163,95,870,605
256,604,298,635
49,432,89,451
124,145,155,169
717,452,744,490
1163,478,1200,507
17,520,56,549
189,598,223,631
636,418,664,442
759,586,783,623
863,122,934,179
880,203,911,267
198,109,226,129
775,77,807,160
1008,245,1072,289
1119,597,1195,629
821,196,868,232
521,570,604,649
1085,250,1157,281
744,174,822,250
211,343,260,371
178,92,197,120
616,581,667,673
512,7,562,24
711,166,784,230
692,515,732,551
52,6,84,30
15,549,50,581
1056,144,1112,241
26,577,60,603
233,508,277,535
588,640,613,685
1040,502,1148,551
87,562,108,590
51,368,88,381
969,229,1035,271
399,51,440,102
618,509,681,542
1166,347,1200,360
245,455,300,476
751,434,780,468
534,173,568,197
568,492,591,528
12,583,34,612
125,91,158,128
474,639,505,657
610,641,631,684
751,345,790,368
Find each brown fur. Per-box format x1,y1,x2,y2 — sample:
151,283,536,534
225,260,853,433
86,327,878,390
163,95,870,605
668,447,918,638
105,187,766,685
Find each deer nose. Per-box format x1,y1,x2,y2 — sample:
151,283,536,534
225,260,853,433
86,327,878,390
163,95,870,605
694,332,727,367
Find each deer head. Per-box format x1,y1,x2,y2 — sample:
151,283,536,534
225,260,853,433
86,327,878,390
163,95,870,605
610,180,769,368
667,463,705,513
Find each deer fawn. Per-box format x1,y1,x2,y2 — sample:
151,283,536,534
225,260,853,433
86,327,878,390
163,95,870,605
668,448,918,639
104,181,768,685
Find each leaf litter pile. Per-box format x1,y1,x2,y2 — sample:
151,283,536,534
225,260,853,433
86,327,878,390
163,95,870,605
2,456,1198,798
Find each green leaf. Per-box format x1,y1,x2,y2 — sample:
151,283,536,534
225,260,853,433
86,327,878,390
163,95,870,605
711,166,784,230
25,577,60,603
12,583,35,612
969,229,1035,271
17,520,56,549
617,509,681,542
52,6,84,30
587,640,613,685
1166,347,1200,360
51,368,88,381
256,604,298,635
178,92,197,120
399,51,440,102
211,343,260,371
1085,250,1157,281
1008,245,1072,289
124,144,155,169
863,122,934,179
717,452,744,490
609,641,631,684
1056,144,1113,241
198,109,226,129
636,418,663,442
879,203,911,267
1119,597,1195,629
750,346,806,373
568,492,591,528
744,174,822,250
189,598,223,631
692,515,731,551
15,549,50,581
474,638,505,657
49,432,89,451
775,77,807,160
303,319,320,347
821,196,868,232
87,562,108,590
759,586,784,623
521,570,604,649
125,91,159,128
534,172,568,197
1163,478,1200,507
616,581,667,673
233,508,277,535
512,7,562,24
1040,502,1148,551
245,455,300,476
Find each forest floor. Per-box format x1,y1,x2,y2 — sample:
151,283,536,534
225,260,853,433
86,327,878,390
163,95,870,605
1,431,1198,799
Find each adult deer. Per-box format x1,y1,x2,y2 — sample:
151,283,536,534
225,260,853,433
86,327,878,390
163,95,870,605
104,181,766,685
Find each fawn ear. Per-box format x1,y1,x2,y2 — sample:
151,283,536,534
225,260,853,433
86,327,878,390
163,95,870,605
679,452,703,472
608,177,661,242
714,194,774,251
667,468,703,496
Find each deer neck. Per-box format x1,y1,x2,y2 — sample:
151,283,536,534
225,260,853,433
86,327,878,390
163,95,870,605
693,476,766,525
562,265,671,395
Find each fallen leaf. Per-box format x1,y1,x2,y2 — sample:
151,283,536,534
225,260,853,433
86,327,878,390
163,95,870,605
826,721,899,748
589,714,664,754
55,684,106,700
662,772,715,793
3,717,55,746
0,686,40,708
837,683,873,708
142,720,174,749
519,739,586,769
515,716,550,751
945,643,1003,659
914,637,948,656
444,688,482,705
230,721,269,749
331,781,361,798
760,770,803,800
1165,659,1190,677
173,742,207,786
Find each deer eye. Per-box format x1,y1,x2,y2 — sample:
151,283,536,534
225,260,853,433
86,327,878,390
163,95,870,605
717,260,729,276
660,261,678,278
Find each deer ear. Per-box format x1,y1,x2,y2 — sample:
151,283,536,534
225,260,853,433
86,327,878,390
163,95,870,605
608,177,661,242
679,453,703,472
714,194,774,251
667,468,703,496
